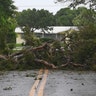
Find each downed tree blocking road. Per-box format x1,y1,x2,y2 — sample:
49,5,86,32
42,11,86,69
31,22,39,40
0,43,85,70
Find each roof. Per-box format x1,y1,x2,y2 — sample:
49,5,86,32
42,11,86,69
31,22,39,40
51,26,77,33
15,26,77,34
15,27,23,33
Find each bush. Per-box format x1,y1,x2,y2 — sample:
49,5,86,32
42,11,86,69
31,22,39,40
0,60,16,71
92,64,96,71
40,38,55,43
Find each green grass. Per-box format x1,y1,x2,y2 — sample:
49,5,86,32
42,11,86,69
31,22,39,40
15,43,22,47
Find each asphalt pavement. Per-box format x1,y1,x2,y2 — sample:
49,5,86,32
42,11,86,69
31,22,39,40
0,70,96,96
45,70,96,96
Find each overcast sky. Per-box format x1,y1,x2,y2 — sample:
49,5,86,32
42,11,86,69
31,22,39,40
13,0,69,14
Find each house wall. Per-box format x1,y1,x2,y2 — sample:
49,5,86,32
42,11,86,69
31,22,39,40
35,33,63,40
16,33,25,44
16,32,63,44
15,27,77,44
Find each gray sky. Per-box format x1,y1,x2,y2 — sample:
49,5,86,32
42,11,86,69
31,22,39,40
13,0,68,14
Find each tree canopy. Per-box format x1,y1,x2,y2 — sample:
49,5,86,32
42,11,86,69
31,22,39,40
55,8,76,26
0,0,17,54
16,9,55,46
16,9,55,32
56,0,96,9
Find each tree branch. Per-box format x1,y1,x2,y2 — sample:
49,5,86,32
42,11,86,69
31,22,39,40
34,59,57,69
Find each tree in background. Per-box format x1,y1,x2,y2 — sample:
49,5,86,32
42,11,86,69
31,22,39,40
55,8,76,26
73,7,96,26
16,9,55,46
0,0,17,54
55,7,94,26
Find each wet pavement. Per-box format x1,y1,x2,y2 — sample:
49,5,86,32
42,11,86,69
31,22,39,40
0,70,38,96
45,70,96,96
0,70,96,96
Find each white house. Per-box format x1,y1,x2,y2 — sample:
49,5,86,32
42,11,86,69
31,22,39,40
15,26,77,44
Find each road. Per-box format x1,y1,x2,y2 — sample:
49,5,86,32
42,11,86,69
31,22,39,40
0,70,96,96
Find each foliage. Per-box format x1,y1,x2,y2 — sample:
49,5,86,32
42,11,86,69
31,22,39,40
61,9,96,69
0,0,17,54
56,7,96,70
55,8,76,26
0,1,96,70
16,9,38,31
37,9,55,30
16,9,55,31
55,0,96,69
0,59,16,71
40,38,55,43
16,8,55,46
73,7,96,26
22,26,41,46
55,7,94,26
49,40,67,66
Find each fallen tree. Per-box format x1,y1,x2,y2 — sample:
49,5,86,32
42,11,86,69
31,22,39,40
0,42,85,70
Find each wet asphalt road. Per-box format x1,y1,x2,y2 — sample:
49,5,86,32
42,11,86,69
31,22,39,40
0,70,37,96
45,70,96,96
0,70,96,96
